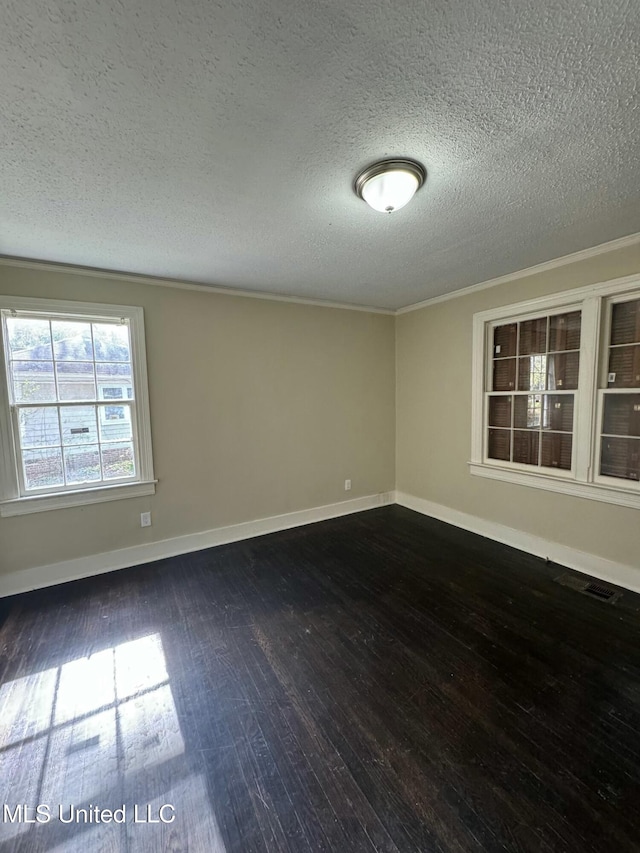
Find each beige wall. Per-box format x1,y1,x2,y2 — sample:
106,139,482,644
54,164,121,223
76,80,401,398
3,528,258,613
0,266,395,579
396,241,640,569
3,239,639,585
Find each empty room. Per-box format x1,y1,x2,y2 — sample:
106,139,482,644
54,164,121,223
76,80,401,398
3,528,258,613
1,0,639,851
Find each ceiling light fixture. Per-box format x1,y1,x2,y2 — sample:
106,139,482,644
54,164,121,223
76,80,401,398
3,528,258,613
354,158,426,213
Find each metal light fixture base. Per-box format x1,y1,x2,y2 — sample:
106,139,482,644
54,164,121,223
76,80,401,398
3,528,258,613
354,158,427,213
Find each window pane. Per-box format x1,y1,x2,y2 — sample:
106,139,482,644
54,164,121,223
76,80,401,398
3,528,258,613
600,437,640,481
541,433,572,470
2,306,147,499
60,406,98,445
514,395,541,428
64,445,101,484
602,395,640,437
92,323,131,362
98,406,133,442
6,318,52,358
542,395,574,432
611,300,640,346
18,407,61,448
517,355,547,391
493,324,517,358
56,362,96,401
513,430,539,465
549,311,581,352
11,361,56,402
488,428,511,461
488,396,511,427
23,448,64,490
102,443,136,480
492,358,516,391
547,352,579,390
96,363,133,400
51,321,94,361
102,386,123,399
607,345,640,388
518,317,546,355
104,405,125,421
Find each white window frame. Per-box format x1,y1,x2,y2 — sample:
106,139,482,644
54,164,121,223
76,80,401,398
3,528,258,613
0,297,156,516
470,273,640,510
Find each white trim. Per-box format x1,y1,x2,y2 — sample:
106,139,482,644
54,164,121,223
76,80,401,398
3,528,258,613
471,272,640,324
2,489,637,598
395,491,640,594
0,295,144,320
0,296,155,508
470,311,487,462
0,491,395,597
2,234,639,318
468,463,640,509
0,256,394,316
574,296,600,480
397,232,640,314
470,275,640,508
0,480,157,517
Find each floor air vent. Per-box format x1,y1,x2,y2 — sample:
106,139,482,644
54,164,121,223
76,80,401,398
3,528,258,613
555,573,621,604
584,582,617,601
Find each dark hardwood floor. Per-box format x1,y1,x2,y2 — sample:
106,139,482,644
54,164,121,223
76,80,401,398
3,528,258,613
1,505,640,852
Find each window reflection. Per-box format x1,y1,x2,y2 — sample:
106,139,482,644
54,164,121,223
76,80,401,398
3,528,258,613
55,647,115,724
0,633,186,843
517,355,547,391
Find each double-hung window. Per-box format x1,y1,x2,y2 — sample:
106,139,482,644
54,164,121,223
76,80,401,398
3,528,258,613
0,297,155,516
470,275,640,508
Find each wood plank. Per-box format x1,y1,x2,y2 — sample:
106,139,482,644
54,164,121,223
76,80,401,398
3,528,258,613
1,505,640,852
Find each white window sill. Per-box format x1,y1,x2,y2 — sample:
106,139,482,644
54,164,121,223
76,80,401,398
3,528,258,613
0,480,157,517
469,462,640,510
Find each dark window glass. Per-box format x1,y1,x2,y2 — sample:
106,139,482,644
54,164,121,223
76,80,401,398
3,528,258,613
549,311,581,352
608,345,640,388
493,324,517,358
542,395,574,432
489,396,512,428
488,429,511,461
514,395,542,429
518,317,547,355
611,300,640,346
548,352,579,390
513,430,540,465
600,437,640,481
493,358,516,391
602,395,640,437
541,433,572,470
518,356,547,391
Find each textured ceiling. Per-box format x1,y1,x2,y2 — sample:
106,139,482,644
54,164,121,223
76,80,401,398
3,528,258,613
1,0,639,309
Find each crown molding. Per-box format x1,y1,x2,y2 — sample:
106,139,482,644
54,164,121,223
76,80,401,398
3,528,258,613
0,256,394,316
396,231,640,315
2,231,639,317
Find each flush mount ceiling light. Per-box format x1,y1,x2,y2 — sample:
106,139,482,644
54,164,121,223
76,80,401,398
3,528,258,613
354,158,426,213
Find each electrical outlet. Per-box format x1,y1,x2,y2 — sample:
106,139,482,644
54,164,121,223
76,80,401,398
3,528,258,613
140,512,152,528
344,479,351,491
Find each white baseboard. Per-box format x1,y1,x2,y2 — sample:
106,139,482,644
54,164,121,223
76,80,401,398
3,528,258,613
1,492,395,598
4,488,637,599
395,491,640,595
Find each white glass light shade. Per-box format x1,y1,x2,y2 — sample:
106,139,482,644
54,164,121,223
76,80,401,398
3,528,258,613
354,159,426,214
360,169,419,213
